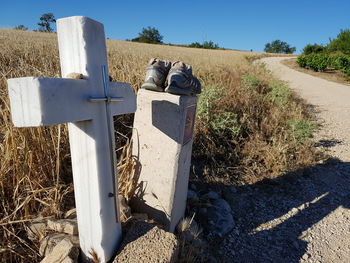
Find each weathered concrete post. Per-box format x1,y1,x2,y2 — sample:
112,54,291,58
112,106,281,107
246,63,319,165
131,89,197,231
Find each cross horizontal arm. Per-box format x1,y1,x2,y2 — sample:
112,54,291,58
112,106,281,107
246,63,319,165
109,81,136,116
7,77,136,127
8,77,96,127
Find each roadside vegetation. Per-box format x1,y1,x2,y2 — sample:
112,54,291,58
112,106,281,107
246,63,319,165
0,29,319,262
296,30,350,78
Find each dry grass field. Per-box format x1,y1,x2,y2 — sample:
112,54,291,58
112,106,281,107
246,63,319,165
0,29,319,262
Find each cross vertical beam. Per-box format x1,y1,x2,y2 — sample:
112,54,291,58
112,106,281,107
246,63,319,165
57,17,120,262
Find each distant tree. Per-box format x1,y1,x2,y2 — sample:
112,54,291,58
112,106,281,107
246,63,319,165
37,13,56,32
327,29,350,55
189,42,202,48
189,40,220,49
264,40,296,54
14,25,28,31
303,44,325,55
132,26,163,44
202,40,219,49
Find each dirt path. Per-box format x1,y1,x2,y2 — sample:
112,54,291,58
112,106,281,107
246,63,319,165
212,57,350,263
260,57,350,161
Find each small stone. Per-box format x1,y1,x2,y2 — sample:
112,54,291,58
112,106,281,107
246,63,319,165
40,238,79,263
40,232,79,256
64,208,77,219
118,194,131,222
199,208,208,215
47,219,78,235
132,213,148,221
190,184,197,191
291,208,298,213
187,189,198,200
229,186,237,193
302,253,310,260
65,73,84,79
293,240,299,249
26,218,47,241
202,191,219,200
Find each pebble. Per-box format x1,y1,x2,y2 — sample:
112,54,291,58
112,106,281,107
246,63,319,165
187,189,198,200
202,191,220,200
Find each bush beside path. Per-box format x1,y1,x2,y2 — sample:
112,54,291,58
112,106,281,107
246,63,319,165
261,56,350,161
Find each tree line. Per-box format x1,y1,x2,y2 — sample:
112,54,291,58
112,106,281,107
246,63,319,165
15,13,56,32
129,26,221,50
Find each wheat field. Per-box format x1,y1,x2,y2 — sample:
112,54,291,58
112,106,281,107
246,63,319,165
0,29,316,262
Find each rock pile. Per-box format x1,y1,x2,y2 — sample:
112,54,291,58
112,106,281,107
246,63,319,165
26,208,80,263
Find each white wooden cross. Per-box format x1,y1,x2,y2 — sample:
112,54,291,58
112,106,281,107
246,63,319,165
7,16,136,262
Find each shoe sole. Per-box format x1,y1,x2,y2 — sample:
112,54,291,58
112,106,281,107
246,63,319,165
141,82,164,92
165,85,193,96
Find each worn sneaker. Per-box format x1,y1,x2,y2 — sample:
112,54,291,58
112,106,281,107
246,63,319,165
141,58,171,92
165,61,201,96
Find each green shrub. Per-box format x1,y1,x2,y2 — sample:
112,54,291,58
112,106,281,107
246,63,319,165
331,55,350,70
241,74,261,91
296,55,307,68
297,53,350,76
303,44,325,55
197,86,225,120
210,112,241,135
307,54,328,71
286,118,316,141
197,86,241,136
266,80,291,107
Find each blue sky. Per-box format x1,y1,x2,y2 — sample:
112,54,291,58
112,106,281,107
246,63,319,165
1,0,349,53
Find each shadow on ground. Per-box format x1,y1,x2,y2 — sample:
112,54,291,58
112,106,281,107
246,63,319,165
191,158,350,262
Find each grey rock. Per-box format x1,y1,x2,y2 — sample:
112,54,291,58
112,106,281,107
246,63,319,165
47,219,78,235
212,199,231,212
198,199,234,237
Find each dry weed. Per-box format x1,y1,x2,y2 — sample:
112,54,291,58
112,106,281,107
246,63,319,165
0,29,317,262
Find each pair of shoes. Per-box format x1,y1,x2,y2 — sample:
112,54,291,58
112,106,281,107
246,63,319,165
141,58,201,96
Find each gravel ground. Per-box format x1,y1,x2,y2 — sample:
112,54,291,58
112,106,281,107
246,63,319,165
212,57,350,263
